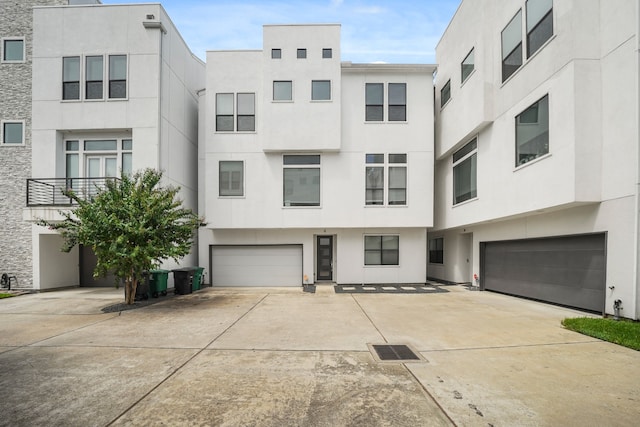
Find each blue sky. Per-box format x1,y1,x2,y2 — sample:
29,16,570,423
100,0,460,63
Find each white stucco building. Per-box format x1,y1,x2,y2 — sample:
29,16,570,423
431,0,639,318
198,25,435,287
23,2,204,289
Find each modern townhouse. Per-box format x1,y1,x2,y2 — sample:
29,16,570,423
21,1,204,289
198,24,435,287
431,0,639,319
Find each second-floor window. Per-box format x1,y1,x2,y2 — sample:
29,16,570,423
1,121,24,145
365,83,407,122
516,94,549,166
273,81,293,101
311,80,331,101
2,38,24,62
453,138,477,205
365,153,407,206
461,48,475,83
283,155,320,207
219,161,244,196
216,93,255,132
441,80,451,107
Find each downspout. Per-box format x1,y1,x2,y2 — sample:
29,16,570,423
635,0,640,320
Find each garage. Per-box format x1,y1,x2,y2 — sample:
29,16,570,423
210,245,303,287
480,233,606,312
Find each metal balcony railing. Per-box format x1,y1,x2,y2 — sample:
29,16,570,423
26,177,119,207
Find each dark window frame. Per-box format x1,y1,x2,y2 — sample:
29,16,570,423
429,238,444,264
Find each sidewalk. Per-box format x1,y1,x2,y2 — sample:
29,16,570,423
0,285,638,426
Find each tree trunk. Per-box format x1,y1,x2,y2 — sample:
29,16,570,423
124,277,139,305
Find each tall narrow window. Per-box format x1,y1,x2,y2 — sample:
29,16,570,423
108,55,127,99
365,236,399,266
502,10,523,82
526,0,553,57
237,93,255,131
62,56,80,100
365,154,384,205
388,83,406,121
85,55,104,99
312,80,331,101
283,155,320,207
216,93,234,131
441,80,451,107
122,139,132,176
461,48,475,83
388,154,407,205
1,122,24,145
453,138,477,204
2,39,24,62
219,161,244,196
429,238,444,264
516,94,549,166
273,81,292,101
365,83,383,121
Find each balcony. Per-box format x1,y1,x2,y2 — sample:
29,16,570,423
26,177,117,207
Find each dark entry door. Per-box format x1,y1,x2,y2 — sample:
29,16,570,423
317,236,333,281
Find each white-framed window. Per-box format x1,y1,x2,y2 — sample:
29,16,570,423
273,81,293,101
365,153,407,206
453,137,477,205
216,93,255,132
1,121,25,145
283,154,320,207
461,48,475,83
62,56,80,100
64,137,133,180
429,238,444,264
526,0,553,58
440,80,451,108
108,55,127,99
365,83,407,122
1,38,25,62
516,94,549,166
85,55,104,100
219,161,244,197
322,48,332,58
364,235,400,266
311,80,331,101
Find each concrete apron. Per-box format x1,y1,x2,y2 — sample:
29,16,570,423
0,285,638,426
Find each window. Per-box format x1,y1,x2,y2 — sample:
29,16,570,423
429,238,443,264
312,80,331,101
62,57,80,100
108,55,127,99
453,138,477,204
2,38,24,62
365,83,384,121
85,55,104,99
283,155,320,207
122,139,132,176
516,94,549,166
365,235,399,266
365,153,407,206
388,83,406,121
461,48,475,83
237,93,255,131
216,93,234,131
1,121,24,145
219,161,244,196
502,10,523,82
297,48,307,59
273,81,292,101
322,48,332,58
65,137,132,181
271,49,281,59
526,0,553,57
441,80,451,108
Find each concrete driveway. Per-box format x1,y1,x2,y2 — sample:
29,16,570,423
0,285,638,426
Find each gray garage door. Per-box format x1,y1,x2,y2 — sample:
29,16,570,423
210,245,302,287
481,234,606,312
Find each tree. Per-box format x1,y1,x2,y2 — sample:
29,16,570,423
38,169,204,304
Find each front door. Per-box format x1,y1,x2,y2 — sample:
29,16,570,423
316,236,333,281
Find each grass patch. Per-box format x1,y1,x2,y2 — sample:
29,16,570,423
562,317,640,351
0,293,14,299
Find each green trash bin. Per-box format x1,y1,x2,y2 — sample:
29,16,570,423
149,269,169,298
192,267,204,291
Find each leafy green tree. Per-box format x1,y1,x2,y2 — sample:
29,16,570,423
38,169,203,304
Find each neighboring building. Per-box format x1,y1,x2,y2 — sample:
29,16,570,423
198,25,435,286
431,0,639,319
21,2,204,289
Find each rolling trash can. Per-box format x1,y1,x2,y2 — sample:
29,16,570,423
192,267,205,291
149,269,169,298
173,268,194,295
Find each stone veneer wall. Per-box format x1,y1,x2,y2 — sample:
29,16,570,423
0,0,67,289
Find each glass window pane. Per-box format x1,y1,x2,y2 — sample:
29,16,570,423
297,48,306,58
312,80,331,101
109,81,126,99
365,83,383,105
388,106,406,121
441,80,451,107
502,43,523,82
86,56,103,80
3,122,23,144
526,0,553,30
109,55,127,80
86,81,103,99
220,161,243,196
382,250,399,265
237,116,255,132
283,168,320,206
527,8,553,57
364,251,381,265
388,83,406,104
274,81,292,101
237,93,255,115
122,139,132,150
389,167,406,205
389,154,407,163
63,57,80,81
3,39,24,61
454,154,477,204
84,140,117,151
366,167,384,205
105,158,117,177
122,153,132,176
66,153,79,178
502,10,523,59
366,153,384,164
453,138,477,163
283,155,320,165
66,140,79,151
462,48,475,82
216,93,234,114
322,48,332,58
516,95,549,166
271,49,281,59
364,236,381,250
63,82,80,100
216,116,234,132
366,106,383,121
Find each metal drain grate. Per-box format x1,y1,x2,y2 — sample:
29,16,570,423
371,344,420,361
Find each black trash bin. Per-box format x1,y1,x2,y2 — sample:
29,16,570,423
173,268,194,295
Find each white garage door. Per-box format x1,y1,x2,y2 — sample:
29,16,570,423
210,245,302,287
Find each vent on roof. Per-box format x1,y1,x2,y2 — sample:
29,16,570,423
368,344,425,362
